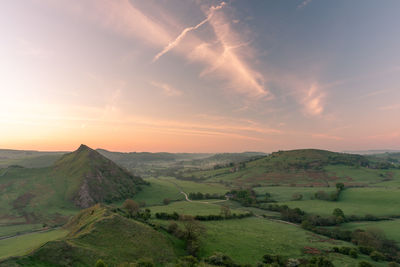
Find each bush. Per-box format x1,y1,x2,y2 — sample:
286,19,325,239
95,259,107,267
262,254,286,265
206,252,236,266
370,250,385,261
338,246,351,255
358,246,374,255
134,258,154,267
358,261,373,267
349,248,358,258
308,256,334,267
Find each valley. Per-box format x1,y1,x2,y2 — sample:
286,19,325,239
0,146,399,266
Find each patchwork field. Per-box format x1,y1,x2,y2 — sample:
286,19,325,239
280,187,400,217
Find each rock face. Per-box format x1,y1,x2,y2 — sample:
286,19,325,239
53,144,145,208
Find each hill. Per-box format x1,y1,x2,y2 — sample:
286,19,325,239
0,145,146,230
181,149,394,187
54,145,145,208
1,204,181,266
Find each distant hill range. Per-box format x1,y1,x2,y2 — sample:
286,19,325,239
343,149,400,155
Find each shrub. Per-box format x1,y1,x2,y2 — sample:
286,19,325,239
358,261,373,267
349,248,358,258
206,252,236,266
358,246,374,255
95,259,107,267
262,254,286,265
308,256,334,267
370,251,385,261
134,258,154,267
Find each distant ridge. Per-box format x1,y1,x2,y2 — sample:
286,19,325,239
54,144,146,208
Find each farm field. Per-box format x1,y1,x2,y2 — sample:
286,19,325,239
132,177,228,206
198,217,383,266
333,219,400,243
0,229,68,260
280,187,400,217
254,186,337,201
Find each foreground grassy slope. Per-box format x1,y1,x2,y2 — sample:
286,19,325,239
198,217,381,266
1,205,182,266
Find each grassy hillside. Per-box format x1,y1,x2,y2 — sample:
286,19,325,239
1,204,182,266
0,145,146,235
54,144,145,208
181,149,398,187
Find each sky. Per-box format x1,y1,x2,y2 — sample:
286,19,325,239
0,0,400,152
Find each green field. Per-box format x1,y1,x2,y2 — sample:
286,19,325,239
0,224,42,238
280,187,400,217
333,219,400,243
133,178,184,206
0,229,68,260
254,186,337,201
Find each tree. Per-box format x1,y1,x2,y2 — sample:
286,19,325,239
180,215,205,256
332,208,345,218
220,205,231,218
163,198,171,205
123,199,140,218
95,259,107,267
335,182,345,191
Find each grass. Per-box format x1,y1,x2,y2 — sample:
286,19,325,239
0,224,42,238
132,177,229,206
197,217,383,266
280,187,400,217
0,229,68,260
254,186,337,201
133,178,183,206
333,219,400,243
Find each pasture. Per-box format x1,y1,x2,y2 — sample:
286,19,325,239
280,187,400,217
0,229,68,260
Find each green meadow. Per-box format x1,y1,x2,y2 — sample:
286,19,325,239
0,229,68,260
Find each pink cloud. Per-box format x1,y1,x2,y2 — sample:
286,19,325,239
303,83,325,116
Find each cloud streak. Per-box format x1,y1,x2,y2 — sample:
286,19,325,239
153,2,226,62
298,0,313,9
150,81,182,96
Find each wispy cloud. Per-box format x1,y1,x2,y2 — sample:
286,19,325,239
303,83,324,116
150,81,182,96
379,104,400,111
37,0,267,99
297,0,313,9
188,12,267,97
153,2,226,62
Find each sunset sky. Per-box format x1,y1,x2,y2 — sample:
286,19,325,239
1,0,400,152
